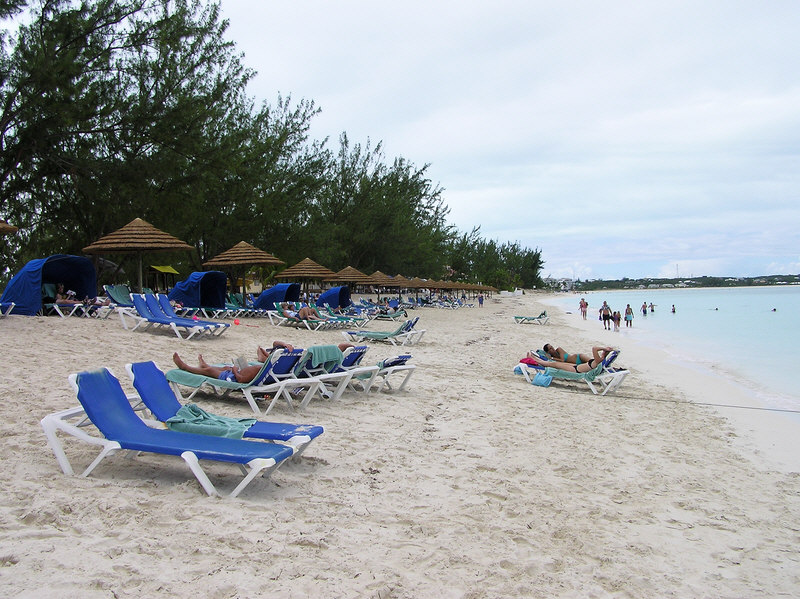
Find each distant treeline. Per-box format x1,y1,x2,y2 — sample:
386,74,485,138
575,274,800,291
0,1,544,291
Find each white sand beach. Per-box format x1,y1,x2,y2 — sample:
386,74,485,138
1,293,799,597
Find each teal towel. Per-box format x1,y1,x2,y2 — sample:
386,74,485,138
307,345,343,368
543,363,603,381
165,404,256,439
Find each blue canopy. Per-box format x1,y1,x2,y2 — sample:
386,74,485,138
168,271,227,308
253,283,300,310
0,254,98,316
316,286,352,310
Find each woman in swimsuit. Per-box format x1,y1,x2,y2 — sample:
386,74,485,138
527,346,615,373
542,344,591,365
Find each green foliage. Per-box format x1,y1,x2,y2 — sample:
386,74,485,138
0,0,543,289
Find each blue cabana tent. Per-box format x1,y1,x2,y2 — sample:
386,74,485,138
168,271,227,309
316,286,351,310
253,283,300,310
0,254,97,315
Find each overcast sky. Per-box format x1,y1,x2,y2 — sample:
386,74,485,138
220,1,800,280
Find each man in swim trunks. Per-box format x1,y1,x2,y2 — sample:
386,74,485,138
172,340,296,384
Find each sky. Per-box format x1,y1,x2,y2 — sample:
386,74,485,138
219,1,800,280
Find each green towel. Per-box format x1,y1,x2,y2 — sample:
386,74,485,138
307,345,344,368
544,363,603,381
165,404,256,439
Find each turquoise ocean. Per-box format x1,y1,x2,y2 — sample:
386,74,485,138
546,286,800,413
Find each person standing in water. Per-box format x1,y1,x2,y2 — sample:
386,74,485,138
625,304,634,327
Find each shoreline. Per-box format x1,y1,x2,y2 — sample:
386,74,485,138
2,293,799,596
539,291,800,473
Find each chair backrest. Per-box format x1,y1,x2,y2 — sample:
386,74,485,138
42,282,57,302
104,284,134,307
340,345,368,368
381,355,412,369
602,350,620,369
144,293,170,318
72,369,151,437
131,293,160,320
157,293,179,318
264,348,304,382
127,361,183,422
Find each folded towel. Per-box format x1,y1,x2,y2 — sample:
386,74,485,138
166,404,256,439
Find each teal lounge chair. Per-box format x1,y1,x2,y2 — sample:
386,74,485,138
513,311,550,325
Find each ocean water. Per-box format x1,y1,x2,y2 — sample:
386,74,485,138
547,286,800,412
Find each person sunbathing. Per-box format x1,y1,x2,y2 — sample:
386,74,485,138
280,302,327,321
527,346,614,373
541,344,594,365
173,340,296,384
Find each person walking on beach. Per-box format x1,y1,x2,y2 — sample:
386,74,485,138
625,304,634,327
612,311,621,332
600,301,612,330
478,293,484,307
579,298,588,320
641,302,648,317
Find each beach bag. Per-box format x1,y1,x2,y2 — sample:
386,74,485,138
531,372,552,387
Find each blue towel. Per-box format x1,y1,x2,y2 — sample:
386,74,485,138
166,404,257,439
532,373,553,387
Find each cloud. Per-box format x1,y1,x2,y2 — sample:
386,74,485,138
222,1,800,279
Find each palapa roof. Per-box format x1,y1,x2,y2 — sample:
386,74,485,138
0,220,18,234
203,241,284,268
326,266,372,284
275,257,337,280
368,270,393,286
82,218,193,254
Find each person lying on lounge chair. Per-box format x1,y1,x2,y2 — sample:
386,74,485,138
280,303,327,321
542,344,594,365
526,346,614,374
173,340,296,384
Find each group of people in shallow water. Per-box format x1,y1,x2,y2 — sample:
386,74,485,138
580,298,676,330
523,344,615,373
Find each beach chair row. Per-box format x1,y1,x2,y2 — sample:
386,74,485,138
41,348,415,498
115,293,229,340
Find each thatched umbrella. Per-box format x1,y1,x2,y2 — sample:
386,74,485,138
326,265,373,287
82,217,194,292
203,241,284,295
275,257,337,294
0,220,18,234
368,270,392,287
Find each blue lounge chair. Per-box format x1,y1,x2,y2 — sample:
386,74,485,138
118,294,225,340
125,361,324,457
370,354,416,392
40,368,294,497
147,293,227,335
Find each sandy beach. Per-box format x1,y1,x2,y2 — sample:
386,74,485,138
1,292,799,597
